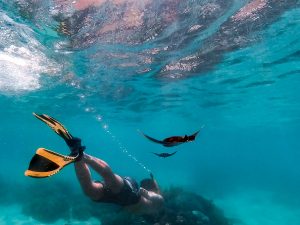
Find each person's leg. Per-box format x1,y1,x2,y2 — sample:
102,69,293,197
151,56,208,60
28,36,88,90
83,153,124,194
74,158,104,201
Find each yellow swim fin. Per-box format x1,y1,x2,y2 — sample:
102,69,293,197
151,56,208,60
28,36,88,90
33,113,73,142
25,148,76,178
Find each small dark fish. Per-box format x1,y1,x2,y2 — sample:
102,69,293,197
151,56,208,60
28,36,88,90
141,130,200,147
152,151,177,158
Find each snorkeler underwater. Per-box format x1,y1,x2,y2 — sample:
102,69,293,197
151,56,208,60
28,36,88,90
1,0,300,224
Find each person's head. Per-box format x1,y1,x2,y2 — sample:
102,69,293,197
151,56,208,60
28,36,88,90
140,178,159,193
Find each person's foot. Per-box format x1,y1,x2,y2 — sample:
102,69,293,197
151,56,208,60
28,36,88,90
67,137,86,160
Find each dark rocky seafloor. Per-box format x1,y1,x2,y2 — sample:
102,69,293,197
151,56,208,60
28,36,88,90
1,178,234,225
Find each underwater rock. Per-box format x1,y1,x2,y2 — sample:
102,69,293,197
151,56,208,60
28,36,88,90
192,210,210,222
20,181,71,223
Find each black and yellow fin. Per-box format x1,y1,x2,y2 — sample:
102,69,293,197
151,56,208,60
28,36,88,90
25,148,76,178
33,113,73,142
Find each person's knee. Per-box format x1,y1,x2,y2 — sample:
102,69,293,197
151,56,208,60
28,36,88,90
89,194,101,202
82,187,101,201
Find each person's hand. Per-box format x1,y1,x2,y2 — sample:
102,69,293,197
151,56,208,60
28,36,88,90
150,172,154,180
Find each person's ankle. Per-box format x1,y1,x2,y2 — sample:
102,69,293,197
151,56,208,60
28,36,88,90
75,151,84,162
67,137,86,155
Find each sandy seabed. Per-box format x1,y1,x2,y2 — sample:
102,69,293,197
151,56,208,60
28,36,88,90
215,188,300,225
1,187,299,225
0,205,99,225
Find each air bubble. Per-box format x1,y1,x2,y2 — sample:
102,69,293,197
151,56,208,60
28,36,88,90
85,107,95,112
78,94,85,100
96,116,151,173
96,115,102,122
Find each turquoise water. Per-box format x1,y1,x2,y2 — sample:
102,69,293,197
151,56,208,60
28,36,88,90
0,0,300,224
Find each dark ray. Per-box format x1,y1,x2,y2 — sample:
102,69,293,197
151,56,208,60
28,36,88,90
140,130,200,147
152,151,177,158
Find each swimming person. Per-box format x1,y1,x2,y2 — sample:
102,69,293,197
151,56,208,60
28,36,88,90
68,137,164,214
26,113,164,215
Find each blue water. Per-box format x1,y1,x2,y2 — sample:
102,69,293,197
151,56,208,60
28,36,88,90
0,0,300,224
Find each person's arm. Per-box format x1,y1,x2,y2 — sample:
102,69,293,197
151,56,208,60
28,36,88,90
150,173,161,194
139,187,164,207
125,188,164,214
